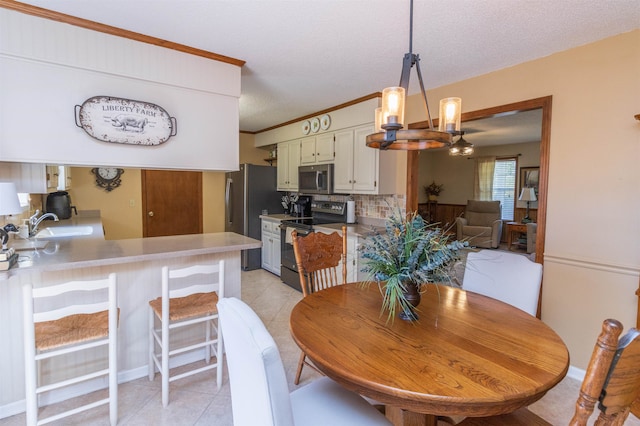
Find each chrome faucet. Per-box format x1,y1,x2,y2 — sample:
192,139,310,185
29,210,59,236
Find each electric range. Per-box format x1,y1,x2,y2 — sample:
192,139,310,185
279,200,347,291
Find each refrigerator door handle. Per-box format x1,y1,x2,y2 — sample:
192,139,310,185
225,177,233,225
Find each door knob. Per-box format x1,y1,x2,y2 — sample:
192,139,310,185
148,211,154,217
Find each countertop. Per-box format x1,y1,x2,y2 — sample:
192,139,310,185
313,223,385,238
6,211,260,275
259,214,299,221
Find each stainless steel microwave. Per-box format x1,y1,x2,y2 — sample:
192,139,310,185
298,164,334,195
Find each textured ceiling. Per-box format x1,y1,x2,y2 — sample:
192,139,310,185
14,0,640,133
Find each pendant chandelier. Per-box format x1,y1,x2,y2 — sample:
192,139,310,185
366,0,462,150
449,132,474,156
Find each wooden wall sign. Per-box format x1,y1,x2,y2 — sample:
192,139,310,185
75,96,177,145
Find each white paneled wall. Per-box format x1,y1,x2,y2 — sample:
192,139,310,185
0,9,241,171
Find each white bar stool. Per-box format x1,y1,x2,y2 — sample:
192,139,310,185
22,273,118,426
148,260,225,407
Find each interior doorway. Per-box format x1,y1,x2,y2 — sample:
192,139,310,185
141,169,203,237
406,96,552,264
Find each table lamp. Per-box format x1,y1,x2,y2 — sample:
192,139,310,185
519,187,537,223
0,182,22,250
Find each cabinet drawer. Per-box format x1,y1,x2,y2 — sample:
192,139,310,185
262,220,279,234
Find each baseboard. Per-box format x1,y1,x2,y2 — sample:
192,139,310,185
0,349,207,419
566,365,586,382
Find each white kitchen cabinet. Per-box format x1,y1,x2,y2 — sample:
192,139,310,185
300,134,334,165
334,124,399,195
277,140,300,191
0,162,48,193
261,218,281,276
334,124,378,194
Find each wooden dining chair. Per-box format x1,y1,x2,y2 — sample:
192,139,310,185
446,318,640,425
217,297,391,426
291,225,347,385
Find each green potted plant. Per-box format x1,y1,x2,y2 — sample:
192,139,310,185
424,181,444,201
360,209,467,322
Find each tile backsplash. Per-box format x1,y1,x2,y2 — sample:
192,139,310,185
354,194,406,220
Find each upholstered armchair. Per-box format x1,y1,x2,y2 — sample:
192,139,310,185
526,222,537,254
455,200,502,249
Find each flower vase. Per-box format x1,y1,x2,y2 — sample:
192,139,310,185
399,280,421,321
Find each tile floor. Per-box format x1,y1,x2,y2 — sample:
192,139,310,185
2,269,639,425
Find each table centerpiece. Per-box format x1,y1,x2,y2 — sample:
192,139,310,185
360,208,467,322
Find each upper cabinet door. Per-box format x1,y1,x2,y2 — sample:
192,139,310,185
301,134,334,165
300,137,317,165
352,125,378,193
315,133,335,163
333,130,355,193
277,140,300,191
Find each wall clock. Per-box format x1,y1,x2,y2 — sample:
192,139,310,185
91,167,124,192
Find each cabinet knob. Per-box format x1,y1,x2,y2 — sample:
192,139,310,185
148,211,154,217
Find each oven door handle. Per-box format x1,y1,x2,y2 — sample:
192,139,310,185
280,224,312,237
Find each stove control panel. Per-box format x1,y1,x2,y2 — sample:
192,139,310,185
311,201,346,216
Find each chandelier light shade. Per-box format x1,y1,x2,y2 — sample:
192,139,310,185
374,107,385,132
366,0,459,151
381,87,406,129
439,97,462,134
449,132,474,156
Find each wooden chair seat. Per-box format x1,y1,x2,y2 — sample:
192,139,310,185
35,309,116,351
149,291,218,321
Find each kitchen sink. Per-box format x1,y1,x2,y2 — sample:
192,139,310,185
35,226,94,238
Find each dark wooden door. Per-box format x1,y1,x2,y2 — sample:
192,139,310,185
141,170,203,237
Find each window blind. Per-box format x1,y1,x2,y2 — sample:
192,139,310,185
492,158,516,221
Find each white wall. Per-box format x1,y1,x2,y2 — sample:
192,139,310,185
409,31,640,370
0,9,241,171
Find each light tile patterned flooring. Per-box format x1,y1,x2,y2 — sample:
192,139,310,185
2,269,639,425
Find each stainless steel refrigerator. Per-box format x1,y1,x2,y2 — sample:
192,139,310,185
225,164,282,270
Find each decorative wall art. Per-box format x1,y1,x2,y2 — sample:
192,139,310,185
520,166,540,197
75,96,177,145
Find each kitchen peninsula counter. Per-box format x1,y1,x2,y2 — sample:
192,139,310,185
0,231,260,417
10,232,260,274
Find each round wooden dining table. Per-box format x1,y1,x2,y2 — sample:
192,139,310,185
289,283,569,426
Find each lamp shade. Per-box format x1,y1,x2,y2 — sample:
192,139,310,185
381,86,405,128
519,187,537,202
438,97,462,133
0,182,22,215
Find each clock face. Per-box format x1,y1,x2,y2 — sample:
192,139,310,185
92,167,124,192
98,167,118,180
